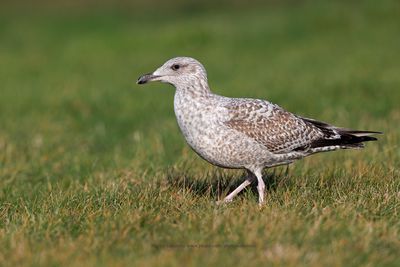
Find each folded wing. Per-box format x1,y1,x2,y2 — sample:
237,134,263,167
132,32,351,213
224,99,380,154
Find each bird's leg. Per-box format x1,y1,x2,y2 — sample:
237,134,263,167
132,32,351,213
254,170,265,206
221,171,255,203
222,180,252,203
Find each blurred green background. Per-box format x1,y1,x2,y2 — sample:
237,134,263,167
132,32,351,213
0,1,399,266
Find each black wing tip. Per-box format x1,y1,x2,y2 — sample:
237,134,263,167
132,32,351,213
359,135,378,142
301,116,383,137
298,116,382,151
307,130,379,150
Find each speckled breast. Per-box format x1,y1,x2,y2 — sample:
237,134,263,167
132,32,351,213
173,92,266,169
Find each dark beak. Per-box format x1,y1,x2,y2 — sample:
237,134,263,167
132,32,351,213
137,73,160,84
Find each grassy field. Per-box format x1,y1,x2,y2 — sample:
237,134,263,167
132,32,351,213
1,1,399,266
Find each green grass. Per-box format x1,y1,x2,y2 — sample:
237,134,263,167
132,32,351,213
1,1,400,266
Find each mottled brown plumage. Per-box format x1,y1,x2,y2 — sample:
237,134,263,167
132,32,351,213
224,101,326,153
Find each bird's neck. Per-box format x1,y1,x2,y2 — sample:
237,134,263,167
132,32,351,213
174,76,212,98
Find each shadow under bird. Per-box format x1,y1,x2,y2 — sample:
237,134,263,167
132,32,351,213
137,57,381,206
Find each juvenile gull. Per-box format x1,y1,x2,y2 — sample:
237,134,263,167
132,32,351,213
137,57,381,205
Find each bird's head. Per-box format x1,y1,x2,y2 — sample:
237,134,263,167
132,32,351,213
137,57,208,88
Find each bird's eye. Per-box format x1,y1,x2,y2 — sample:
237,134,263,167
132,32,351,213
171,64,180,71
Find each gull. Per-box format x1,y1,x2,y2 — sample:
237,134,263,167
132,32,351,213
137,57,381,205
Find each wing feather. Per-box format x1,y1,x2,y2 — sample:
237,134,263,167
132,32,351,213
224,99,324,153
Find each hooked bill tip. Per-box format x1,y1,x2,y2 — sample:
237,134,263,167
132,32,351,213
137,75,148,85
137,73,160,85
